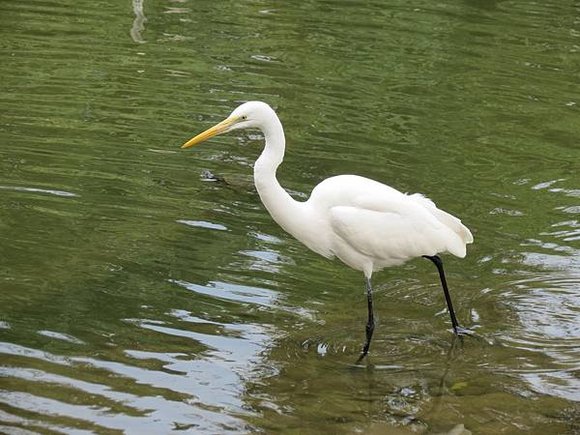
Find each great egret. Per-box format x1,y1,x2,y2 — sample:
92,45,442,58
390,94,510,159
181,101,473,360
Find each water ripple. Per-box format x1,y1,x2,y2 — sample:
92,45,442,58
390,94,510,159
0,341,250,433
176,219,229,231
170,279,279,307
0,185,77,198
500,271,580,401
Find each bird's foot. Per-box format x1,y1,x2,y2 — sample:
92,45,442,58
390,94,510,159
452,325,496,345
356,342,371,364
453,325,474,337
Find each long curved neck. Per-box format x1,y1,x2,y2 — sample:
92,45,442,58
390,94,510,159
253,114,303,236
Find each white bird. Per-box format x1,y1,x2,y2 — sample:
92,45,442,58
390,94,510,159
181,101,473,360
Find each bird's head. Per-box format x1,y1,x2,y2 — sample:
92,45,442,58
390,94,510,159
181,101,274,149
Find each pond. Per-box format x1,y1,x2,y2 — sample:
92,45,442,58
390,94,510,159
0,0,579,433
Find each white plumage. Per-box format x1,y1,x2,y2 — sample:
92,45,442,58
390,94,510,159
304,175,472,274
181,101,473,360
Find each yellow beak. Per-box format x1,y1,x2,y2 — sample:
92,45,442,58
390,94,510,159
181,116,237,149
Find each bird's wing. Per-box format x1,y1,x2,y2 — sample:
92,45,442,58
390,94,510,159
408,193,474,244
329,196,452,262
310,176,471,259
352,192,472,253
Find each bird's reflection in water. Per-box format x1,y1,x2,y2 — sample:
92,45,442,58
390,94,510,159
131,0,147,44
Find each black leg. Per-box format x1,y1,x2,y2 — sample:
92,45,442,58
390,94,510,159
357,277,375,363
423,255,462,334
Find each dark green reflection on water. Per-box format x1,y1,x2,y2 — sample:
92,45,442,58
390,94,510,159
1,0,579,433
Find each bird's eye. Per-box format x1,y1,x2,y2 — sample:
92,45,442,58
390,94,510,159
241,115,248,120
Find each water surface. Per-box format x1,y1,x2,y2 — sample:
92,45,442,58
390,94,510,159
1,0,579,433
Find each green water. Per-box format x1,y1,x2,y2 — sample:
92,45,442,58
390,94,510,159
1,0,579,433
